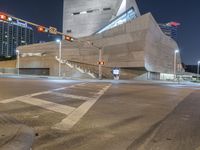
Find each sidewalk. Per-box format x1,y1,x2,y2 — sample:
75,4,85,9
0,74,199,86
0,113,34,150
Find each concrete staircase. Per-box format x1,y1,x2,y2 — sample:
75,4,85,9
55,57,146,79
55,56,97,79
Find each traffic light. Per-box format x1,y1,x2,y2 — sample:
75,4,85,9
0,12,9,21
98,61,105,65
37,26,48,33
64,35,74,42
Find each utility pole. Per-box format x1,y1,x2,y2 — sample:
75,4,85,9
98,48,103,80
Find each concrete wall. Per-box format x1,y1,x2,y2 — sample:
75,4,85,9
63,0,140,38
0,60,16,68
0,60,17,74
143,14,181,74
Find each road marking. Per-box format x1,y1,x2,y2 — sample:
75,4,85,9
53,84,112,131
0,97,22,104
0,83,85,104
0,82,112,131
17,97,75,115
51,92,94,101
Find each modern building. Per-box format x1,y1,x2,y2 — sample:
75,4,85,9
63,0,140,38
1,0,184,79
159,22,180,42
0,19,34,58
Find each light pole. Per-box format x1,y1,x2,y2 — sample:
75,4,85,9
56,39,62,77
16,50,20,76
174,49,179,80
197,61,200,80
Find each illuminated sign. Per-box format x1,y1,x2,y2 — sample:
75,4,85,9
113,69,120,75
16,20,28,27
167,22,180,27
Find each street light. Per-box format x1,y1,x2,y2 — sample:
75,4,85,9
16,50,20,76
197,61,200,80
174,49,179,80
56,39,62,77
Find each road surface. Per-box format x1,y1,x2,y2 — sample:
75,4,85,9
0,77,200,150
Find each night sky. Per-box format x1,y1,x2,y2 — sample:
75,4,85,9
0,0,199,65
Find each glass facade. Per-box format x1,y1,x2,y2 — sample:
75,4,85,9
96,7,137,34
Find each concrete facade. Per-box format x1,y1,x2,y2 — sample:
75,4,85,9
63,0,140,38
16,13,182,79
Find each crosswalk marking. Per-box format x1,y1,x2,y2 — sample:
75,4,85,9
17,97,75,115
0,97,21,104
53,84,111,131
0,82,112,131
51,92,94,101
0,83,85,104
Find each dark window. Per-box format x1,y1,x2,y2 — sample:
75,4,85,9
87,10,93,13
103,8,111,11
73,12,80,15
66,30,72,33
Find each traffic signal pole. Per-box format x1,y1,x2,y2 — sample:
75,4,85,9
99,48,103,80
1,12,75,41
10,15,40,27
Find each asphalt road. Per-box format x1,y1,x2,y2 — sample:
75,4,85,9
0,77,200,150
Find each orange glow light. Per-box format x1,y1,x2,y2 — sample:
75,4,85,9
0,13,8,21
37,26,46,32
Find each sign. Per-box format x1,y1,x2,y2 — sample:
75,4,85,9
113,68,120,75
17,20,28,27
49,26,57,34
113,69,120,75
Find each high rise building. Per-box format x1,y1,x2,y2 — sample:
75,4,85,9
0,20,34,58
159,22,180,41
63,0,140,38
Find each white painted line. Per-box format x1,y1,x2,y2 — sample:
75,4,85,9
51,92,94,101
17,97,75,115
0,97,21,104
29,91,53,97
71,85,102,91
53,84,112,131
52,87,67,91
0,83,85,104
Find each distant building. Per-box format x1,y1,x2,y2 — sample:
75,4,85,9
184,65,198,74
0,20,34,58
159,22,180,41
